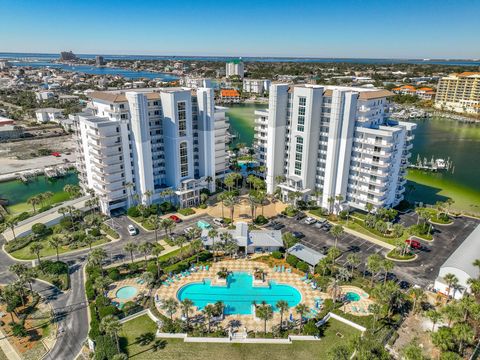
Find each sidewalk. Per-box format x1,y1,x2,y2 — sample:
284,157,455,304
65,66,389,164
2,195,92,242
0,327,21,360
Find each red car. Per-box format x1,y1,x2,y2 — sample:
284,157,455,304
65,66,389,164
405,239,422,250
169,215,182,223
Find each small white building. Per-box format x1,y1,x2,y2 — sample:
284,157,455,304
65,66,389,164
36,90,55,101
243,79,271,95
35,108,64,123
181,77,212,89
201,222,283,254
434,224,480,299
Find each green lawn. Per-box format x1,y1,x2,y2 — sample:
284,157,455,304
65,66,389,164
336,219,408,246
119,315,359,360
10,236,109,260
8,191,72,215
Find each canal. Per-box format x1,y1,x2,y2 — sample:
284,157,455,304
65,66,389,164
0,171,79,213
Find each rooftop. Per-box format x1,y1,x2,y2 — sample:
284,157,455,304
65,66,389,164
287,243,325,266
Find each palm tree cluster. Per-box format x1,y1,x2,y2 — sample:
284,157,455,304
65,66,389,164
207,229,239,260
26,191,54,212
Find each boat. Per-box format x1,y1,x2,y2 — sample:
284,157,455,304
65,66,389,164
408,155,453,172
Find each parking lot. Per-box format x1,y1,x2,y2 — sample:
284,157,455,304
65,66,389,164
270,213,480,287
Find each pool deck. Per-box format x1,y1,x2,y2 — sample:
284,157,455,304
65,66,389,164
338,285,374,316
108,278,149,305
155,259,329,332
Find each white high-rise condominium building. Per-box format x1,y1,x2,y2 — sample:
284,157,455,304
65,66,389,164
72,87,228,215
255,84,415,212
225,59,244,79
243,79,271,95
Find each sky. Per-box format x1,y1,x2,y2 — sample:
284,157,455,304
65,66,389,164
0,0,479,59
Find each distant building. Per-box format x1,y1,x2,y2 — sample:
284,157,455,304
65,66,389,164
0,116,15,126
36,90,55,101
243,79,271,95
220,89,240,103
0,61,11,70
226,59,244,79
181,77,212,89
95,55,105,66
60,51,78,61
392,85,436,100
0,125,23,140
35,108,64,123
434,224,480,299
435,72,480,115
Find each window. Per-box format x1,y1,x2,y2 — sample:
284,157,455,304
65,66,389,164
374,146,381,153
373,156,380,163
295,153,302,161
294,161,302,175
299,97,306,106
297,125,304,132
177,101,187,137
179,142,188,177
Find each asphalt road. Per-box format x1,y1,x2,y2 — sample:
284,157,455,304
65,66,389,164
273,213,479,287
0,213,214,360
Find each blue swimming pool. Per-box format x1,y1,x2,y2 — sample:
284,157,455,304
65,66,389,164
345,291,361,302
177,272,302,315
116,286,138,300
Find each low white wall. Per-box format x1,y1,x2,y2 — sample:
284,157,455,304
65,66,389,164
329,312,366,332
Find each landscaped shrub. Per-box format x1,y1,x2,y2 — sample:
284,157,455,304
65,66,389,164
89,228,101,237
127,206,141,218
93,335,119,360
286,254,299,267
15,212,30,222
178,208,195,216
100,223,119,239
283,205,298,217
4,235,34,252
97,304,119,318
11,323,28,337
254,215,268,225
59,216,73,229
107,268,121,281
303,320,320,336
271,250,283,259
198,203,207,209
296,261,309,272
40,260,68,275
31,223,48,236
159,201,176,214
85,279,95,301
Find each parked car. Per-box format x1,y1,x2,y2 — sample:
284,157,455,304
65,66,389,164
183,226,194,235
322,223,332,231
273,223,285,230
127,224,137,236
213,218,225,227
169,215,182,223
405,238,422,250
295,212,306,221
314,222,323,229
197,220,211,229
304,217,317,225
291,231,305,239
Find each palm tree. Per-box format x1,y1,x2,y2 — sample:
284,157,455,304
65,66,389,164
125,182,134,205
367,254,382,287
141,271,155,289
217,192,227,218
443,273,459,299
453,322,474,356
57,207,68,218
295,304,309,333
205,176,213,191
161,298,178,320
223,193,237,221
203,304,216,332
151,244,164,279
143,190,153,205
94,277,112,295
9,264,34,295
276,300,289,330
426,309,442,332
100,315,122,353
328,277,340,303
149,214,161,242
327,196,335,214
49,235,62,262
256,303,273,334
335,194,344,213
180,298,194,327
138,241,154,268
161,218,175,239
345,253,360,277
174,236,188,255
151,339,167,352
5,218,18,240
190,239,203,263
30,242,44,266
329,224,344,249
27,195,40,212
208,228,218,261
408,287,425,314
88,248,108,275
365,203,374,214
124,242,137,263
382,259,394,283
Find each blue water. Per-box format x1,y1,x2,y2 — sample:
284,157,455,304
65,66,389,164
1,52,479,66
177,272,302,315
345,292,360,302
7,60,178,80
116,286,138,299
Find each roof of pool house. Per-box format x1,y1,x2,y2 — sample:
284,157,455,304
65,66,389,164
201,222,283,248
287,243,325,266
